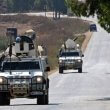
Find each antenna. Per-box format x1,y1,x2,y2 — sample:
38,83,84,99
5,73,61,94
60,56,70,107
6,27,17,74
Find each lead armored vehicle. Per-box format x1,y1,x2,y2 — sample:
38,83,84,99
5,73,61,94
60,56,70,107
0,28,50,105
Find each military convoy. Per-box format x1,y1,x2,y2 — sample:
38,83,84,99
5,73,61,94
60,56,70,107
0,27,85,106
58,39,84,73
0,28,50,105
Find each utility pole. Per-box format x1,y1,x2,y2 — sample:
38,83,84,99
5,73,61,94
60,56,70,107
44,5,47,17
44,0,48,17
53,0,60,20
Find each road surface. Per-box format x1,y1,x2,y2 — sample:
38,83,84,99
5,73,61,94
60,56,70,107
1,19,110,110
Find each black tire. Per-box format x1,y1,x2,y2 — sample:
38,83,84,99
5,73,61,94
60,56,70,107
45,94,49,105
37,96,44,105
0,93,10,106
0,94,4,105
78,68,82,73
4,99,10,105
37,91,49,105
59,67,63,73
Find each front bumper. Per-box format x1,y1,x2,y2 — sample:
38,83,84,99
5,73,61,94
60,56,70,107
59,61,82,69
0,77,48,98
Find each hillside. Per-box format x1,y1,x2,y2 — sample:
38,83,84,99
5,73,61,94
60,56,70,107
0,14,89,69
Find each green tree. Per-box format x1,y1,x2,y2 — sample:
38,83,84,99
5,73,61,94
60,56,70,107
52,0,67,19
6,0,14,12
46,0,53,10
52,0,67,13
66,0,110,32
11,0,34,12
34,0,46,11
0,0,67,15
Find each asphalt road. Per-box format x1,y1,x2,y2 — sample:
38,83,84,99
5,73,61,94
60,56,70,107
1,20,110,110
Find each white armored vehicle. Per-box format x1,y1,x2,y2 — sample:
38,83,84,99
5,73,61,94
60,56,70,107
58,39,84,73
0,28,50,105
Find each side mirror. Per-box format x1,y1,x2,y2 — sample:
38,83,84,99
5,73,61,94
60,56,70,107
1,68,4,72
82,54,84,57
57,55,59,58
45,66,50,72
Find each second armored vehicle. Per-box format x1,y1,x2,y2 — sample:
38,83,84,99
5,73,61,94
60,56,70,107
58,39,84,73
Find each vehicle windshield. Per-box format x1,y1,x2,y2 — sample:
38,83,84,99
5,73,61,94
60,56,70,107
60,52,79,57
2,61,40,70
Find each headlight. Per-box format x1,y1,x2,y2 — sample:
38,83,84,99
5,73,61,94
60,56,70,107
32,76,44,83
0,77,7,84
77,59,81,62
0,77,3,84
36,77,43,83
59,60,63,63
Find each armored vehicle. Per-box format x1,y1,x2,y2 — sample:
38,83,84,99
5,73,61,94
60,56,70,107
90,24,97,32
0,28,50,105
0,57,49,105
58,39,84,73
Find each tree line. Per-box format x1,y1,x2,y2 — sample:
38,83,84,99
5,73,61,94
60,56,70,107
1,0,109,32
66,0,110,32
0,0,67,14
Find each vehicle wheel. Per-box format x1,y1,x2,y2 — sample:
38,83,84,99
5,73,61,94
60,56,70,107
37,91,49,105
4,99,10,105
78,68,82,73
0,93,4,105
45,89,49,105
37,95,48,105
0,93,10,106
37,96,43,105
44,94,49,105
59,67,63,73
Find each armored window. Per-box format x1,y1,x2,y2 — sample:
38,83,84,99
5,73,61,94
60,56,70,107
60,52,79,57
2,61,40,70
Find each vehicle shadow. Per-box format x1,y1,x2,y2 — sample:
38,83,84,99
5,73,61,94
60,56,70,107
88,97,110,102
9,103,61,106
95,97,110,101
105,73,110,75
61,71,88,74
